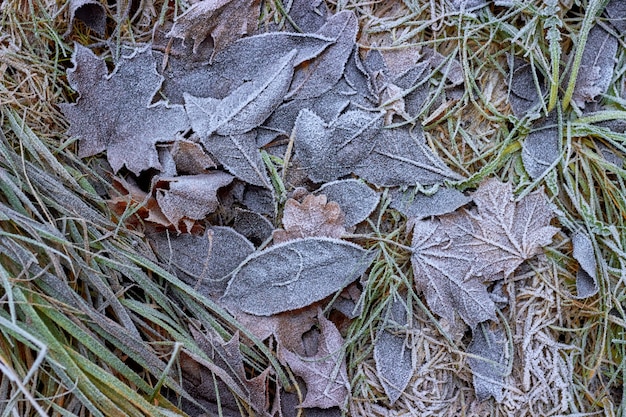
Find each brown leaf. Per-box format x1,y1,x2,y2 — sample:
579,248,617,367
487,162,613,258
154,172,233,229
273,194,346,243
167,0,260,56
171,139,217,174
280,311,349,409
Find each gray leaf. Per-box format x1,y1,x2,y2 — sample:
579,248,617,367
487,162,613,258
316,179,380,227
221,237,374,316
468,323,508,402
295,109,384,183
374,297,413,405
390,186,471,220
354,126,462,187
202,131,272,188
573,25,618,109
572,231,598,298
411,219,496,328
286,0,329,32
522,117,559,179
508,58,545,117
149,226,254,297
242,185,275,216
185,50,296,137
287,10,358,100
605,0,626,33
159,31,334,103
67,0,106,35
232,208,274,246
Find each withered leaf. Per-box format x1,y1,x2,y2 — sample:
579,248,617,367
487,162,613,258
411,218,496,328
60,45,189,175
445,179,559,279
149,226,254,298
167,0,260,55
572,25,618,109
159,32,334,103
354,126,462,187
287,10,358,100
221,237,374,316
171,139,217,174
467,323,508,402
572,231,598,298
374,296,413,405
316,179,380,227
67,0,106,35
280,311,349,409
522,117,559,179
202,131,272,188
154,172,234,228
273,194,346,243
295,109,384,183
390,186,471,220
185,50,296,137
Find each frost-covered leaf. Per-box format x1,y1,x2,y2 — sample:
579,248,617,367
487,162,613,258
287,11,358,100
67,0,106,35
411,219,496,328
508,58,545,117
443,179,559,279
154,172,233,227
202,131,272,188
467,323,508,402
185,50,296,137
605,0,626,32
316,179,380,227
390,186,471,220
232,208,274,246
171,139,217,174
522,117,559,179
59,45,189,175
354,126,462,187
286,0,329,32
167,0,259,55
159,32,334,103
149,227,254,297
422,47,464,86
572,231,598,298
572,25,618,109
221,237,374,316
273,194,346,243
449,0,488,12
280,311,349,409
374,297,413,405
295,109,383,183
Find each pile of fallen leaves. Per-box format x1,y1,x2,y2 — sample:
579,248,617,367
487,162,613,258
3,0,626,415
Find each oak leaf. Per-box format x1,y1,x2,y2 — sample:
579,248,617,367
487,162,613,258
59,45,189,175
273,194,346,243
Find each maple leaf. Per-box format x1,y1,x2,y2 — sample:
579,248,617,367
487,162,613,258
444,179,559,279
166,0,260,56
59,45,189,175
273,194,347,243
411,218,497,329
280,311,349,409
221,237,374,316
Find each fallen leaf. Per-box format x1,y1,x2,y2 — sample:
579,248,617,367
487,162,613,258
422,47,464,86
171,139,217,174
149,226,254,298
286,0,329,32
572,25,618,109
316,179,380,227
221,237,374,316
572,231,598,298
390,186,471,220
185,50,296,137
67,0,106,35
449,0,488,12
232,208,274,246
354,126,463,187
343,48,379,104
605,0,626,32
374,296,413,405
508,57,545,117
280,311,350,409
167,0,260,55
287,10,358,100
154,172,233,229
60,44,189,175
203,131,273,189
411,218,496,328
273,194,346,243
522,116,560,179
294,108,384,183
467,323,509,402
